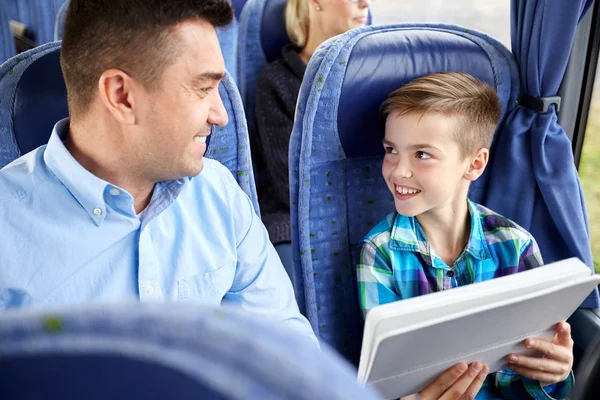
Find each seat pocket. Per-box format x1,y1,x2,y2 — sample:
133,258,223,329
177,261,235,303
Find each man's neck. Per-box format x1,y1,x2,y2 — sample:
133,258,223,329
416,199,471,267
65,121,155,214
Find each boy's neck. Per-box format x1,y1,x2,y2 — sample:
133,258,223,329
416,199,471,267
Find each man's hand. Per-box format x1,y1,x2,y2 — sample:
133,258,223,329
402,361,489,400
506,321,573,385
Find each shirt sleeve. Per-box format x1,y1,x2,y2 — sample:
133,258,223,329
495,368,574,399
519,234,544,270
357,240,402,318
222,173,317,346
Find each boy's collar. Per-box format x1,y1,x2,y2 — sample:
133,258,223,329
389,199,491,261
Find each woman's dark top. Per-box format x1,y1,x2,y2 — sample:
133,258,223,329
253,44,306,244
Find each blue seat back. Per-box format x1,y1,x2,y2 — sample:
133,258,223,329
0,43,260,214
0,303,381,400
54,1,241,84
237,0,372,125
5,0,66,45
289,24,519,363
0,3,16,63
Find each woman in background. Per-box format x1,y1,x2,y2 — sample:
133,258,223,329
254,0,371,244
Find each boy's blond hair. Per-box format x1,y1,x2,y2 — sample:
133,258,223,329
380,72,501,158
285,0,310,47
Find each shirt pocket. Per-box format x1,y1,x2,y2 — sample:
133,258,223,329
177,260,235,304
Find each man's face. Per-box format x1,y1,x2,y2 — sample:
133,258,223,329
133,20,228,182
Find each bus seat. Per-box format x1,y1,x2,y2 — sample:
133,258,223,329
237,0,284,125
4,0,66,45
0,42,260,215
231,0,248,21
54,1,242,85
0,303,381,400
0,2,16,63
289,24,519,364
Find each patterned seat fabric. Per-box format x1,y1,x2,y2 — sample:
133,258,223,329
289,24,519,363
0,42,259,213
0,303,381,399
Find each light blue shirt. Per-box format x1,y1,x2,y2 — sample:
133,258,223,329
0,119,316,343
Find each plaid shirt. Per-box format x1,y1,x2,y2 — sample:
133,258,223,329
357,200,572,400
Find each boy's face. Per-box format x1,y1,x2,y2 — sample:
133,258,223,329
382,111,486,217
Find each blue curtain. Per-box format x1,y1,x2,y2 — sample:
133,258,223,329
484,0,599,307
0,2,16,63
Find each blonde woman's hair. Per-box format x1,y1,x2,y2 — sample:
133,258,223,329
380,72,501,158
285,0,310,47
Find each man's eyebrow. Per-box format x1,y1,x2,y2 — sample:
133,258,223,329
191,72,226,84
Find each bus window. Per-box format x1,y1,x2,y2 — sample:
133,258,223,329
370,0,510,47
579,64,600,273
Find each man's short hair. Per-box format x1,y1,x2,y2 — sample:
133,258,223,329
380,72,501,158
60,0,233,115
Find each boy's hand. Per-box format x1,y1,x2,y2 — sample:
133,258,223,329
401,361,489,400
506,321,573,384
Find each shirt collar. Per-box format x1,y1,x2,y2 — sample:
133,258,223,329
44,118,192,226
44,118,112,225
281,44,306,79
389,199,490,261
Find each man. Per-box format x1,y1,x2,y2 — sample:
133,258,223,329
0,1,487,397
0,0,313,342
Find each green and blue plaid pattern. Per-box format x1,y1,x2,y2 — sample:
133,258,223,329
357,199,572,399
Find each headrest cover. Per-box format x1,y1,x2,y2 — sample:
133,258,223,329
231,0,247,21
260,0,288,64
14,49,68,154
338,29,497,158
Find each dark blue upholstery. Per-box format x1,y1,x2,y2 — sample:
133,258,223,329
260,0,288,64
231,0,248,21
13,46,67,154
0,355,224,400
339,30,496,158
289,24,518,364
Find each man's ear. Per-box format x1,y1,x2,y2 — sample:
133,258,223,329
464,148,489,182
97,69,139,125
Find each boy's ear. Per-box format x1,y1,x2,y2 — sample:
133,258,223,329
464,148,489,182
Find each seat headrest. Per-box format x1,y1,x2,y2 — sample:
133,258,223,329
260,0,288,64
13,47,68,155
231,0,248,21
338,27,508,158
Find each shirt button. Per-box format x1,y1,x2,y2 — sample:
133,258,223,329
447,270,455,278
146,284,154,294
93,208,102,216
109,188,120,196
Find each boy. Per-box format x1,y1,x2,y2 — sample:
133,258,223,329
357,72,574,399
